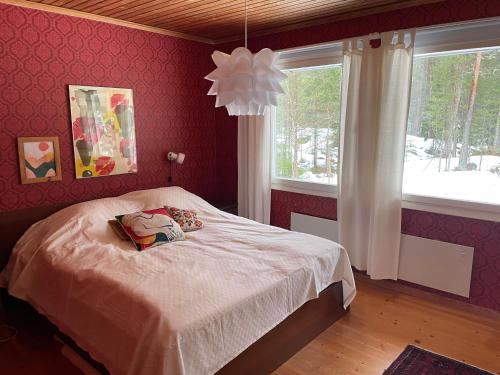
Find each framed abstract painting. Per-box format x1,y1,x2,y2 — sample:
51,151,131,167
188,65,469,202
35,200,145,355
68,85,138,179
17,136,62,184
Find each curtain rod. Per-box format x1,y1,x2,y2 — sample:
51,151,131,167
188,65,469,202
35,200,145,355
276,16,500,54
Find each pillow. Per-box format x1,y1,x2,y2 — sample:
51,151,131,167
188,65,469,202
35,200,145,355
108,219,130,241
116,208,185,251
166,206,204,232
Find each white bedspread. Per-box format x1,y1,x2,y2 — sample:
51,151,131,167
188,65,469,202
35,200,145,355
1,187,356,375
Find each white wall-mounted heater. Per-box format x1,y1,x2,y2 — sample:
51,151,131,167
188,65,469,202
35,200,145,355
290,212,474,297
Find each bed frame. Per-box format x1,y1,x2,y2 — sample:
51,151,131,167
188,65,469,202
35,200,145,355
0,202,348,375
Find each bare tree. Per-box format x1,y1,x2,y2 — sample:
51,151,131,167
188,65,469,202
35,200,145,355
312,102,319,169
289,83,300,178
445,58,466,170
282,77,301,178
459,52,483,170
495,109,500,149
410,59,431,135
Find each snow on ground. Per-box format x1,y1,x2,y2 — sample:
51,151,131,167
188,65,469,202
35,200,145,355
404,135,500,205
403,170,500,205
300,171,338,185
404,135,498,170
279,133,500,205
405,135,435,161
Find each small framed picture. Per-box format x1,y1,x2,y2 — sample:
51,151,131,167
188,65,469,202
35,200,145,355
17,136,62,184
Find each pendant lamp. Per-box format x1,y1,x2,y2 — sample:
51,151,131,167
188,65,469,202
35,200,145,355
205,0,287,116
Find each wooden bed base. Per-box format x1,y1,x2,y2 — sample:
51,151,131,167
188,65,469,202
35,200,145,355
47,281,345,375
217,282,346,374
0,202,348,375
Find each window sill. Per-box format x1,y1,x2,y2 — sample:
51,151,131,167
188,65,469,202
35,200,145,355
402,194,500,223
271,178,337,198
271,180,500,223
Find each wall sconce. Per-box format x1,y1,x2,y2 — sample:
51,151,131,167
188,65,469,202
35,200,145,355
167,151,185,185
167,152,185,165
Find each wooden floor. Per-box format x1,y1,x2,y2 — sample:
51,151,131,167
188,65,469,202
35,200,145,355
1,276,499,375
275,277,500,375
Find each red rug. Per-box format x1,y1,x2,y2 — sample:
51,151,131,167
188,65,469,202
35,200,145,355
384,345,494,375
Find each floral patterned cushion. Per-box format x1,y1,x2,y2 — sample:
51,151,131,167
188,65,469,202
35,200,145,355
116,207,185,251
166,206,204,232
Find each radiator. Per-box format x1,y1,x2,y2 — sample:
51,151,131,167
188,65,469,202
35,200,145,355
290,212,474,297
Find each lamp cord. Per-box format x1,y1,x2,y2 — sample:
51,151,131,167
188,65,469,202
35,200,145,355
244,0,248,48
168,160,173,185
0,323,17,343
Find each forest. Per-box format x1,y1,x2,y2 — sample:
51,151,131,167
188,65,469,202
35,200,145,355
274,64,342,183
274,48,500,203
407,49,500,172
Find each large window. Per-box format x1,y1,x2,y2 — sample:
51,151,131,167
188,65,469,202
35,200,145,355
273,64,342,188
403,47,500,206
271,20,500,218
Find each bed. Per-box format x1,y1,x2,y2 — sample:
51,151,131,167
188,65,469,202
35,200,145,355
0,187,356,375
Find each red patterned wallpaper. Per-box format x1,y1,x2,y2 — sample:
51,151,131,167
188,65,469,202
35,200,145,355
220,0,500,311
270,190,337,229
0,3,217,212
215,107,237,204
401,209,500,311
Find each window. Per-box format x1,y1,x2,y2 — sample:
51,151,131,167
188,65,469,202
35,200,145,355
272,63,342,192
270,19,500,219
403,47,500,206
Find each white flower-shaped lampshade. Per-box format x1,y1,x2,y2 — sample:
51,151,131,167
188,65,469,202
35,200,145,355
205,47,287,116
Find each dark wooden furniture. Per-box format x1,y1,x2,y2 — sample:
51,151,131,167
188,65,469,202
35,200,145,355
44,281,344,375
0,201,75,270
217,282,345,375
209,200,238,215
0,202,348,375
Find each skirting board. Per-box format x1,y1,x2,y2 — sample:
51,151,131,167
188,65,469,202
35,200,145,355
290,212,474,297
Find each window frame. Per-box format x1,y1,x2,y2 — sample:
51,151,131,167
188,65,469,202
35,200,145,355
270,50,343,197
270,20,500,222
402,194,500,222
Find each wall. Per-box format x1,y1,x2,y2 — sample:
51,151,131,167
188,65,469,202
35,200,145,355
0,3,218,212
215,108,237,204
216,0,500,311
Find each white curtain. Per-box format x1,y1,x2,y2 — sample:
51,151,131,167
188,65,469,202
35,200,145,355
338,30,416,279
238,113,271,224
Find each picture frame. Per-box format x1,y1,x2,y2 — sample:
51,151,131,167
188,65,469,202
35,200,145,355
17,136,62,184
68,85,137,179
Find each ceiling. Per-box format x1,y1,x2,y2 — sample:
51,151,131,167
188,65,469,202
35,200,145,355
22,0,443,43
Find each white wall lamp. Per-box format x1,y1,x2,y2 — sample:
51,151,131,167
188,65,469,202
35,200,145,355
167,152,185,164
167,151,185,185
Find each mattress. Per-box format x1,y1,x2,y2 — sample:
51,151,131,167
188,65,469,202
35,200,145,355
0,187,356,375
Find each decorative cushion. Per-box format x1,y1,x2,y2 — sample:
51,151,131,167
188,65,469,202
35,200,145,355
116,208,185,250
108,219,130,241
166,206,204,232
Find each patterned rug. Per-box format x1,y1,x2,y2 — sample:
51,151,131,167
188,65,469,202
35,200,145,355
384,345,495,374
